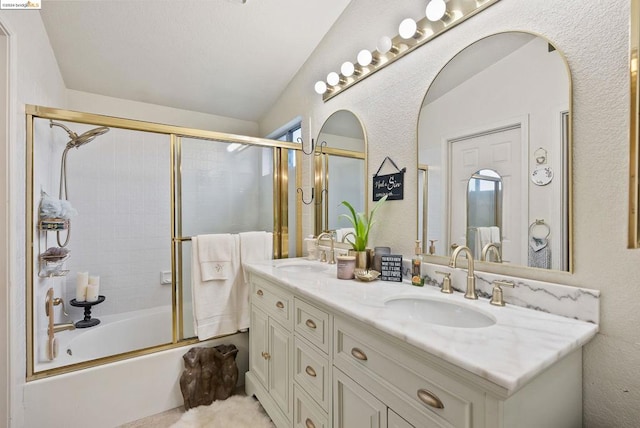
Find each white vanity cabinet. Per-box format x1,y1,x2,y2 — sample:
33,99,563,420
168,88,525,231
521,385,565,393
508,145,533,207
245,269,586,428
246,275,294,428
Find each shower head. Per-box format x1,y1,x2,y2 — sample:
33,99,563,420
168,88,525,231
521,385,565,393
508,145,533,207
50,120,110,149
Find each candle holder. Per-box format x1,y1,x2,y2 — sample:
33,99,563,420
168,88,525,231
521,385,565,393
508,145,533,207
70,295,105,328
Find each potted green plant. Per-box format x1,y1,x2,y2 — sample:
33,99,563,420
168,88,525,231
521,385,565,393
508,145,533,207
339,195,388,269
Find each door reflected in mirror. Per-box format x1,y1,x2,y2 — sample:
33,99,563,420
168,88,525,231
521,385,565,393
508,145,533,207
418,31,572,271
466,169,502,262
315,110,366,236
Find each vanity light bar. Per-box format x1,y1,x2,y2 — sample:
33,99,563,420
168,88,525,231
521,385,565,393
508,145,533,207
314,0,501,101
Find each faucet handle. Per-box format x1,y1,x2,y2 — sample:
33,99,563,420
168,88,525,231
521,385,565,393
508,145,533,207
490,280,515,306
53,297,68,317
435,271,453,294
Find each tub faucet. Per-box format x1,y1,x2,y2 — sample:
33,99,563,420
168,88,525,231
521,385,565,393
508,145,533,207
53,322,76,333
45,288,75,360
449,245,477,300
316,231,336,264
481,243,502,262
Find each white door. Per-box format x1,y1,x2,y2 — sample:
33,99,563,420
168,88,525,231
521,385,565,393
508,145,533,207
449,125,525,265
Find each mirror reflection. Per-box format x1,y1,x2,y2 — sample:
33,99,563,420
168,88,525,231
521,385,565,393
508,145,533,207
315,110,366,236
466,169,502,262
418,31,571,271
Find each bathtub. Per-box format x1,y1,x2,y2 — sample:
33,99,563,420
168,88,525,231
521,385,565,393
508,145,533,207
24,306,249,428
34,305,173,371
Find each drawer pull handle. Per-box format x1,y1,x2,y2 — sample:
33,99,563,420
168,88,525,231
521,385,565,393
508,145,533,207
417,388,444,409
256,289,264,296
305,418,316,428
261,351,271,360
350,347,368,361
305,319,317,329
276,301,285,309
305,365,317,377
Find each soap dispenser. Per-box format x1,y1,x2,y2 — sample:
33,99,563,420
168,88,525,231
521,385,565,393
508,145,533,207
428,239,437,255
411,240,424,287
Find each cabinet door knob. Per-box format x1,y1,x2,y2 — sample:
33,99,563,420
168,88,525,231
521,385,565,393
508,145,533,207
305,365,317,377
275,301,284,309
261,351,271,360
305,418,316,428
305,319,317,329
350,347,368,361
417,388,444,409
256,289,264,296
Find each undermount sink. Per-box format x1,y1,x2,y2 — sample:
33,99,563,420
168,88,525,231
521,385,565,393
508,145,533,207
275,261,329,274
384,296,496,328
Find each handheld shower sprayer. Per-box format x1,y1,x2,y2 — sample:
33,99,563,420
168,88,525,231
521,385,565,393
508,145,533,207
49,120,110,247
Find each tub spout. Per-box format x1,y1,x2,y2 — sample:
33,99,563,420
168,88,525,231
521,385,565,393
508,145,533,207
53,322,75,333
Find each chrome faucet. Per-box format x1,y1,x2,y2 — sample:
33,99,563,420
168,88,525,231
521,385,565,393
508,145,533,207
449,245,478,299
481,243,502,262
316,231,336,264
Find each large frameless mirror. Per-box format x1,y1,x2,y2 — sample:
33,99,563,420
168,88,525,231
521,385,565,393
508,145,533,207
314,110,367,237
418,31,572,271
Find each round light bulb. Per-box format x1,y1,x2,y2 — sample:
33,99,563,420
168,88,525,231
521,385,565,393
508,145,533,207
377,36,393,54
326,72,340,86
426,0,447,21
314,81,327,95
398,18,418,39
341,61,355,77
357,49,373,67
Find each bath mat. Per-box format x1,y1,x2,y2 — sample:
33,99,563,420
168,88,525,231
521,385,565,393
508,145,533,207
170,395,274,428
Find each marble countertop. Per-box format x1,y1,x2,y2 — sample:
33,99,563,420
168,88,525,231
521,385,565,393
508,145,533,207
245,258,599,395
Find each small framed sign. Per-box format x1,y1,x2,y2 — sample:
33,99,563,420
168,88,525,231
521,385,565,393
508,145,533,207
373,172,404,201
380,255,403,282
373,156,405,201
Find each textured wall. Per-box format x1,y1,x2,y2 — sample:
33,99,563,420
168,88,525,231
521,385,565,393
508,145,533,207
262,0,639,426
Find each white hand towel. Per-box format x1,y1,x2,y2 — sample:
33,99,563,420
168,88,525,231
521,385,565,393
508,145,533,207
489,226,501,244
191,235,241,340
238,231,273,330
197,234,233,281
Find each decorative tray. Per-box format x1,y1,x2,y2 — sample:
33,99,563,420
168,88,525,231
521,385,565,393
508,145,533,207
354,269,380,282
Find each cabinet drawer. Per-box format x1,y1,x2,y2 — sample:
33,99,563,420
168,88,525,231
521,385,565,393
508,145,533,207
334,317,483,428
251,275,292,330
294,336,330,412
294,384,328,428
294,298,330,354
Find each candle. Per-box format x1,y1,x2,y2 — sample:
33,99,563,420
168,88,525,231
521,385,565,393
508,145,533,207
76,271,88,302
86,276,100,302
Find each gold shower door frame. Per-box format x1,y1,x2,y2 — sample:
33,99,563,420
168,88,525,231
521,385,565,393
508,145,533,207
25,105,300,380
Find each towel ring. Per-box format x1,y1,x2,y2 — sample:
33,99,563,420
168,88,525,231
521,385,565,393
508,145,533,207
529,220,550,239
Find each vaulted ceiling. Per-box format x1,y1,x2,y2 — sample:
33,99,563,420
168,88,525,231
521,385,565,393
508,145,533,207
40,0,352,122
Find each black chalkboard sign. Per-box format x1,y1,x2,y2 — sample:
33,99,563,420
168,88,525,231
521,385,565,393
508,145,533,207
373,156,405,201
373,172,404,201
380,255,403,282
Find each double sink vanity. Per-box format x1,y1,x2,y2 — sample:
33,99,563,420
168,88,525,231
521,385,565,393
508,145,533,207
244,258,599,428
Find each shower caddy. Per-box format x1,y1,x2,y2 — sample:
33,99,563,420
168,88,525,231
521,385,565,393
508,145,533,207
37,214,71,278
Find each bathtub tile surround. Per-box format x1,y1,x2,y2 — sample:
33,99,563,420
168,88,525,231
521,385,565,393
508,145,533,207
402,260,600,324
